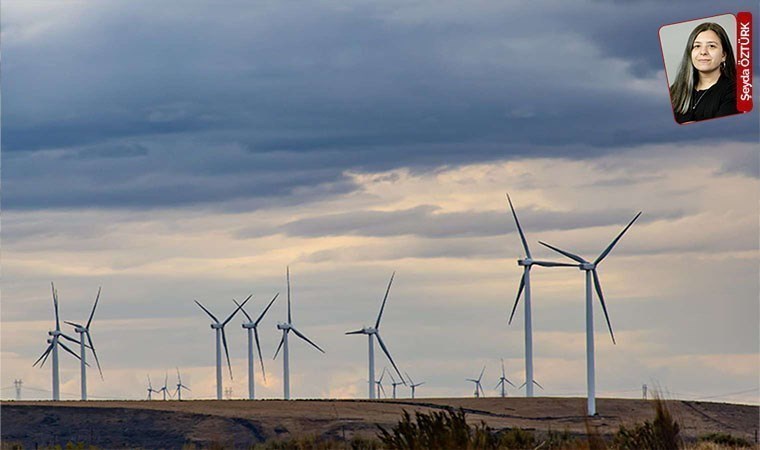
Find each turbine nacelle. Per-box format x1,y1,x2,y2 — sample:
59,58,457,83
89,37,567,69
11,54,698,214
242,322,256,329
210,323,223,330
580,262,595,271
277,322,292,331
48,330,60,337
517,258,531,267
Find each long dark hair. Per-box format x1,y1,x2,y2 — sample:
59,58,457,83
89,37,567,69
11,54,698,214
669,22,736,115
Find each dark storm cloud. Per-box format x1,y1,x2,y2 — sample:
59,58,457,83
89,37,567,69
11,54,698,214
2,1,757,210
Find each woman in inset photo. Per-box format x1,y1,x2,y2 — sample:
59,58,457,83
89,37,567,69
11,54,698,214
669,22,738,124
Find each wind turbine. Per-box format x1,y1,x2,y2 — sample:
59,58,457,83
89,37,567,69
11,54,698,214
146,375,158,400
157,373,170,400
234,293,279,400
375,368,388,399
389,373,404,399
539,211,641,416
195,295,252,400
273,267,325,400
405,372,424,399
345,272,406,399
507,194,576,398
175,368,191,401
495,359,516,398
466,365,486,398
64,286,103,401
32,283,85,400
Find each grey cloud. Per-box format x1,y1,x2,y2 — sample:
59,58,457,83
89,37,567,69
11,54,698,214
3,1,758,211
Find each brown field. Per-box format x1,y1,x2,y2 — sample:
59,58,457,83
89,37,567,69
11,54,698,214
2,397,758,448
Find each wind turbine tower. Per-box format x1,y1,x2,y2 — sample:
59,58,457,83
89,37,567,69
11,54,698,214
14,380,22,401
234,293,279,400
195,295,251,400
495,359,516,397
345,272,406,399
33,283,85,400
507,194,576,397
175,368,191,401
466,366,486,398
274,267,325,400
540,211,641,415
146,375,158,400
65,287,104,401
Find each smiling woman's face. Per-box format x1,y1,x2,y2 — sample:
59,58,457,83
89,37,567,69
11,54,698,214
691,30,726,75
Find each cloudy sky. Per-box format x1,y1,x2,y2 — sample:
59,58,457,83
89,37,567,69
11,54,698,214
2,1,758,405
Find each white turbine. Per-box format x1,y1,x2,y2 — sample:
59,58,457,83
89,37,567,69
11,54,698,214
234,293,279,400
32,283,85,401
375,368,388,399
146,375,159,400
195,295,252,400
389,372,404,399
175,367,191,401
64,286,103,401
539,211,641,416
273,267,325,400
507,194,576,398
405,372,424,399
156,373,170,400
345,272,406,399
495,359,516,398
466,365,486,398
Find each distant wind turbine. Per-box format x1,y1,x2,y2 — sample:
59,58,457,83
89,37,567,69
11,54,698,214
64,286,104,401
405,372,425,399
389,372,404,399
195,295,252,400
495,359,516,397
507,194,576,398
234,293,279,400
539,211,641,415
157,373,170,400
375,368,388,399
146,375,158,400
274,267,325,400
345,272,406,399
32,283,85,401
175,368,191,401
466,365,486,398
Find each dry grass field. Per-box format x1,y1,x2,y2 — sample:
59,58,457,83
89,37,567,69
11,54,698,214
2,397,758,448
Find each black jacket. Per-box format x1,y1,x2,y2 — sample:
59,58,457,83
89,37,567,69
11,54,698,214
675,74,738,124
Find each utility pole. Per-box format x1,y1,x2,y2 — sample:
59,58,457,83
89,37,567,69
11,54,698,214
14,379,22,400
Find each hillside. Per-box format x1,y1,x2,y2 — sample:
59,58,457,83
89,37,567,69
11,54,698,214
2,397,758,448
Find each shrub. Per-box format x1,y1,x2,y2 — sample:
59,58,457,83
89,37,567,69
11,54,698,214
377,407,499,450
614,397,682,450
698,432,753,448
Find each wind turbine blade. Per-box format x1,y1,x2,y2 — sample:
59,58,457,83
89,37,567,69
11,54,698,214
255,293,280,326
273,333,286,359
378,384,386,398
532,260,579,267
508,271,526,325
33,344,54,367
404,371,414,385
290,326,325,353
506,194,532,259
59,333,81,345
64,320,83,328
254,327,266,382
506,379,517,388
177,367,181,383
345,329,366,335
416,382,425,387
147,375,153,389
533,380,544,390
494,380,503,390
375,333,404,383
86,287,102,329
478,365,486,382
233,298,253,322
594,212,642,265
378,367,387,383
538,241,586,264
224,294,252,326
286,266,292,324
221,328,234,379
518,382,527,389
374,271,395,329
592,269,616,344
52,282,61,331
86,332,104,379
194,300,220,323
501,358,506,378
59,340,84,362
